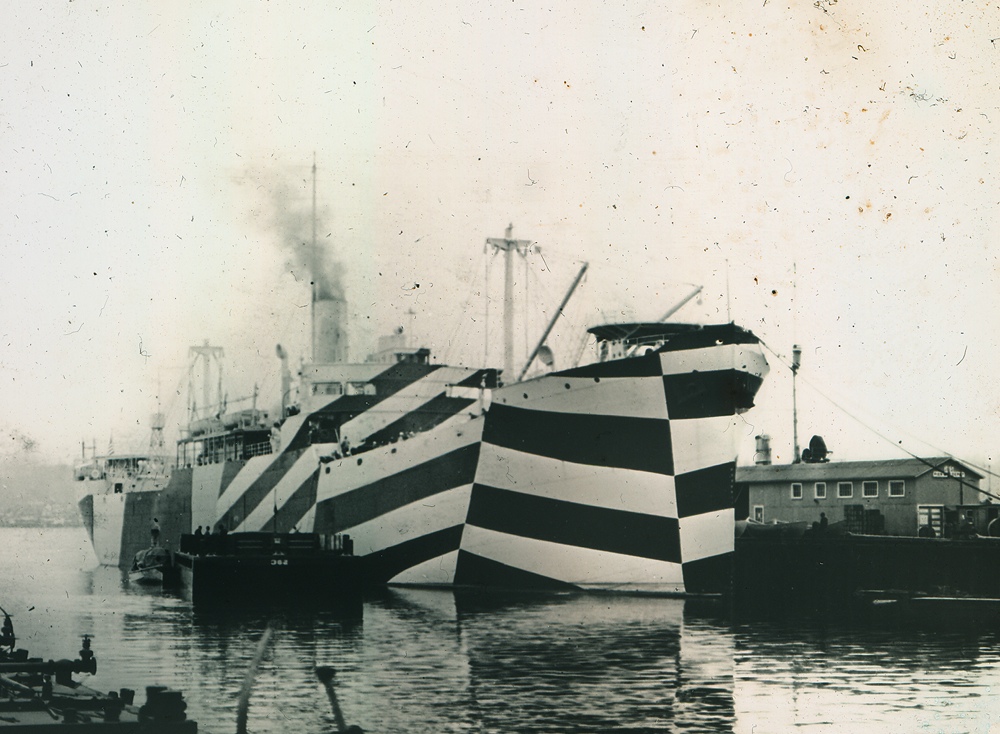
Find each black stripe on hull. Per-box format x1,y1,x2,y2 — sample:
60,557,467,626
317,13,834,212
663,370,765,420
219,460,247,498
78,495,95,546
286,396,380,451
682,551,733,595
364,395,476,448
675,463,735,519
482,403,673,476
361,525,464,584
466,484,682,564
659,323,762,352
455,368,500,389
154,467,193,551
454,549,577,590
120,491,159,568
313,442,480,533
557,352,663,379
287,363,444,451
219,451,304,531
261,469,319,534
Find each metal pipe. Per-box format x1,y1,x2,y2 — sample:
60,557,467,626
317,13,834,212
517,262,589,382
658,285,703,322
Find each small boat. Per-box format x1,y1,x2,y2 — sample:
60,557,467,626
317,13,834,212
128,546,173,584
0,605,196,732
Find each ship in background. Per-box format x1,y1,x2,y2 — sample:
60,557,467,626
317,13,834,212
75,415,170,566
79,172,769,593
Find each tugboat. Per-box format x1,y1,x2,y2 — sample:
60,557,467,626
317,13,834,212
0,606,196,732
128,546,175,585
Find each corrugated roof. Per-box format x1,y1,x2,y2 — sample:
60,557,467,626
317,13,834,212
735,457,982,482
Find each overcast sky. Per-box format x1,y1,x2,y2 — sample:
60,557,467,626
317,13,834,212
2,1,998,477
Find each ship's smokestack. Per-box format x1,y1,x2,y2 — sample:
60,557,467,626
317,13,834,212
754,434,772,465
312,297,349,363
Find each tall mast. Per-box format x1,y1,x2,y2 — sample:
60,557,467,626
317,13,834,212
792,344,802,463
310,153,318,363
486,224,531,382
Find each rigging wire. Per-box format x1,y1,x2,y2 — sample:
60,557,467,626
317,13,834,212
759,339,1000,494
438,261,487,366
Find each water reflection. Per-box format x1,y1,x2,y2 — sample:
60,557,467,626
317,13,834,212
7,529,1000,733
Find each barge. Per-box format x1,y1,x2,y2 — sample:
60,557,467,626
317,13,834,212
174,532,363,605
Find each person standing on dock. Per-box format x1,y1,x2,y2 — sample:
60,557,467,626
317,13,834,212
150,517,161,547
819,513,828,531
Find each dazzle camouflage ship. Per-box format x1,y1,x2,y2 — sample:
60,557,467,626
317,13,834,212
80,225,768,594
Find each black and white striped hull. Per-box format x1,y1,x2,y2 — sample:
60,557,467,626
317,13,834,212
149,324,767,594
457,335,768,593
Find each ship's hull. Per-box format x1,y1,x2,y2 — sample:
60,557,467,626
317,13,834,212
78,485,161,567
144,323,767,593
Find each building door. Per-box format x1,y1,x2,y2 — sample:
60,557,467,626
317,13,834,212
753,505,764,523
917,505,944,537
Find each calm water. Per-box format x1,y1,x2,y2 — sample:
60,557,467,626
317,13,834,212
4,527,1000,733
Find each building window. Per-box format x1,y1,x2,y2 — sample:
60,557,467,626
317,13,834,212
837,482,853,498
753,505,764,523
862,481,878,498
815,482,827,499
791,482,803,500
889,480,905,497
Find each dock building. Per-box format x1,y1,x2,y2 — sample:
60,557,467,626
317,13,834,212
735,457,992,538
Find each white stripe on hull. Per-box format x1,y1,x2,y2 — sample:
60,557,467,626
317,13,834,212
678,509,735,563
669,415,745,476
315,417,482,504
237,447,321,531
659,344,769,378
492,375,670,420
213,453,283,517
90,492,127,566
476,442,678,518
191,462,226,533
339,366,483,442
347,484,471,556
389,549,459,586
460,525,685,588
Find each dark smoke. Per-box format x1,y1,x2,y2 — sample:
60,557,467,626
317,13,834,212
264,174,345,302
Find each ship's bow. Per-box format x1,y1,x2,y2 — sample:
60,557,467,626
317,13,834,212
458,323,768,594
